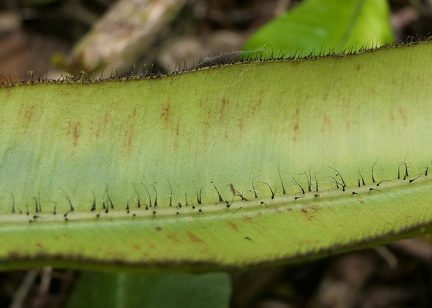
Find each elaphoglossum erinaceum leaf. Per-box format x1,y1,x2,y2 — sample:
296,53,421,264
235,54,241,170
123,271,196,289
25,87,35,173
0,41,432,271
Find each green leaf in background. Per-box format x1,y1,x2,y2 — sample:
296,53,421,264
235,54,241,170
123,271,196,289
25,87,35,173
67,272,231,308
243,0,394,57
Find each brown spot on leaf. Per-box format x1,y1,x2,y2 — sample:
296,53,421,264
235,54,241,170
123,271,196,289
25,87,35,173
292,108,300,141
161,103,171,122
321,115,331,133
399,107,408,126
244,97,263,118
132,244,142,251
227,220,239,232
301,208,314,221
344,121,350,131
68,121,81,148
322,93,328,101
155,226,162,232
219,98,229,121
237,117,244,132
309,205,320,212
22,104,37,124
175,121,180,138
124,131,133,152
173,120,180,150
73,125,79,147
241,215,252,222
167,233,180,244
123,108,137,153
389,110,395,123
187,231,203,244
95,112,112,138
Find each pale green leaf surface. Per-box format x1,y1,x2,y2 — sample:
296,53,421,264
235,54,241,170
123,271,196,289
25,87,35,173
0,43,431,271
67,272,231,308
243,0,394,57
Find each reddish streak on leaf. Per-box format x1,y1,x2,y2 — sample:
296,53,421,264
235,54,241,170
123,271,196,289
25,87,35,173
187,231,203,244
161,103,171,123
292,108,300,141
132,244,142,251
301,208,314,221
166,233,181,244
227,220,239,232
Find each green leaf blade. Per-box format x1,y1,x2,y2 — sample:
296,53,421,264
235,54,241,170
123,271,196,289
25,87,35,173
0,43,431,271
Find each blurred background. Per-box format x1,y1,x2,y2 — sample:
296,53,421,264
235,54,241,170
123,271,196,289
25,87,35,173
1,0,431,79
1,0,432,307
